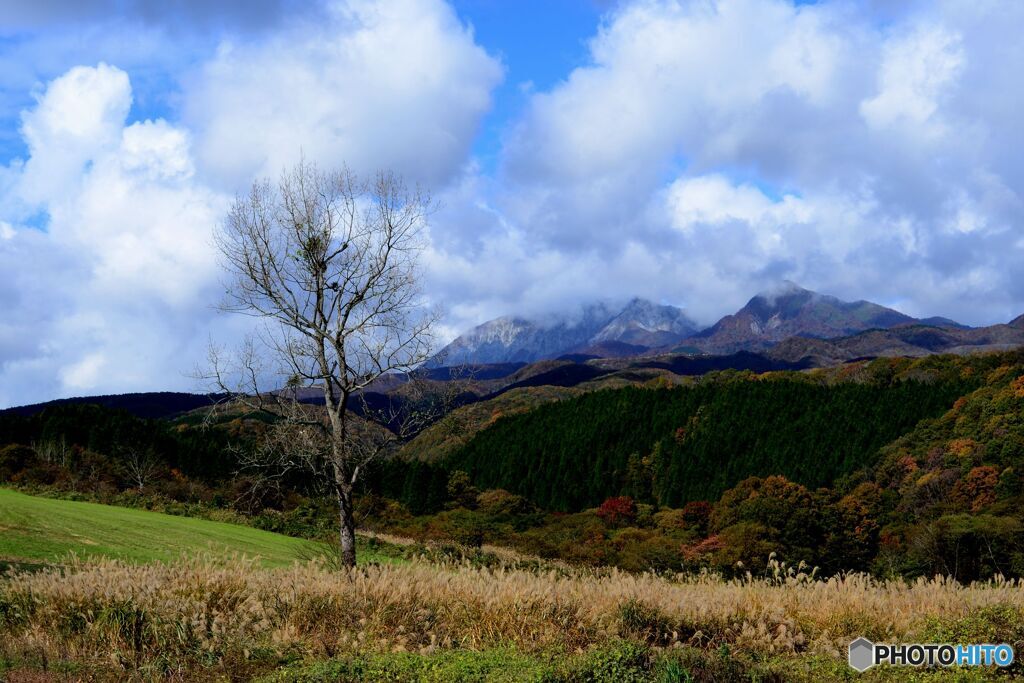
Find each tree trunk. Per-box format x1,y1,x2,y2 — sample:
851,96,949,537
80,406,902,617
336,482,357,568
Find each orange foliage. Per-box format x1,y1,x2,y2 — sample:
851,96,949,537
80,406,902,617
896,454,918,472
1011,375,1024,398
946,438,981,459
952,466,999,512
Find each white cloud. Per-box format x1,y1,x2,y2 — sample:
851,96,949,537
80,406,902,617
17,63,131,205
182,0,502,189
859,26,964,135
666,175,811,230
424,0,1024,333
0,0,503,407
0,63,227,406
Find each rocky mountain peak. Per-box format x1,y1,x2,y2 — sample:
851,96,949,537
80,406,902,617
431,298,695,367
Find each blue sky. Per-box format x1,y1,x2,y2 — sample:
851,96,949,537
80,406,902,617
0,0,1023,405
449,0,603,169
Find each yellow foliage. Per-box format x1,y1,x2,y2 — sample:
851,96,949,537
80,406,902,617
986,364,1014,385
946,438,980,459
914,470,938,489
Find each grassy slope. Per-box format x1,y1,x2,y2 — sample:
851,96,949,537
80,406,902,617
0,488,323,567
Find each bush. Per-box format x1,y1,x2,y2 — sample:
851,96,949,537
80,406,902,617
476,488,537,518
0,444,37,481
597,497,637,527
617,600,675,645
565,640,651,682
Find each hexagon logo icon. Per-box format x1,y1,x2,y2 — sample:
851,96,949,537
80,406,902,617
849,637,875,672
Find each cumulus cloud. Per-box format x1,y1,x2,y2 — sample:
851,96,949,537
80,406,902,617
18,63,132,204
428,0,1024,333
182,0,502,188
0,0,502,407
0,63,229,407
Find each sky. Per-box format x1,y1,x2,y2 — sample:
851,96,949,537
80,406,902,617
0,0,1023,406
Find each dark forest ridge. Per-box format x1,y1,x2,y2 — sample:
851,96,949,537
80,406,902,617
0,391,223,420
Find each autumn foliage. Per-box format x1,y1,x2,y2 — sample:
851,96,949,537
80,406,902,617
596,496,637,525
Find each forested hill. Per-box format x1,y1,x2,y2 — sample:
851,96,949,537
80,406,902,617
444,368,976,511
0,392,221,420
0,403,237,482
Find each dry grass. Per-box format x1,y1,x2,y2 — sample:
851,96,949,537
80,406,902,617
3,556,1024,679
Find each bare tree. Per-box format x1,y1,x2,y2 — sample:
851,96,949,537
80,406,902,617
123,448,163,491
203,160,438,567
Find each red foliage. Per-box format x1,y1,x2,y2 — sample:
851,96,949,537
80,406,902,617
597,496,637,525
681,501,712,530
681,534,724,562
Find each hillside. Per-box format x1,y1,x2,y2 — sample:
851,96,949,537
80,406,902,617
400,353,814,463
0,489,323,567
441,362,975,510
766,323,1024,364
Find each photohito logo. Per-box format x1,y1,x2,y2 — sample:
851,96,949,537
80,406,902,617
849,638,1015,672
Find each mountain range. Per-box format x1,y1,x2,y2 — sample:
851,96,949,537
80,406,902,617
432,282,1024,366
5,286,1022,420
431,298,698,366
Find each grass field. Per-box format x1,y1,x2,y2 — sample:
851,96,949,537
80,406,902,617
4,555,1021,681
0,488,328,567
3,488,1023,680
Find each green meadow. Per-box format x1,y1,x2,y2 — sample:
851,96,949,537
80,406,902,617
0,488,324,567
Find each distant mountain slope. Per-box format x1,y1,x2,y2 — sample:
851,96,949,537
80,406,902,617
0,392,221,420
432,283,992,366
766,321,1024,364
918,316,970,329
681,281,917,354
431,298,696,366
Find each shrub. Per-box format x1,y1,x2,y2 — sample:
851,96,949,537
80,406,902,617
597,497,637,527
476,489,523,513
617,600,674,645
446,470,479,510
0,444,37,480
